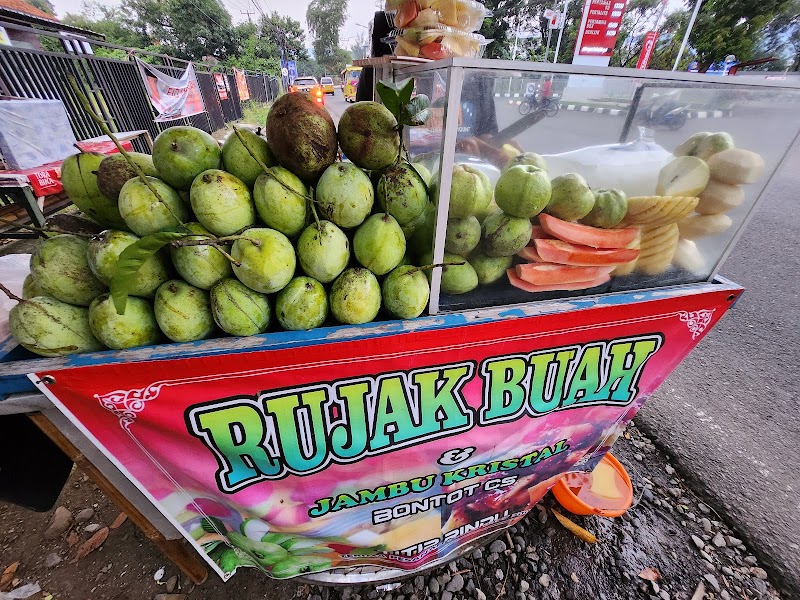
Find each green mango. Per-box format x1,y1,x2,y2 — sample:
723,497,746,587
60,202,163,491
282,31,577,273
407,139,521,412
61,152,128,229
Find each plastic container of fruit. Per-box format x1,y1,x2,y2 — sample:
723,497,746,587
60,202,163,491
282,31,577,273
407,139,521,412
384,26,490,59
551,452,634,518
385,0,491,32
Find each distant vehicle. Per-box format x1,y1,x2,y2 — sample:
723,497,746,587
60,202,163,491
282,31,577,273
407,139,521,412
289,76,324,105
635,91,688,130
342,66,362,103
320,76,335,95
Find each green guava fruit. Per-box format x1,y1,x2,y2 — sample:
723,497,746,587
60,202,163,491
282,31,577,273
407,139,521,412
673,132,710,157
210,278,271,336
275,276,328,330
337,102,400,170
481,211,533,258
469,250,512,285
422,251,478,295
376,162,428,226
330,268,381,324
503,152,547,172
408,202,436,261
296,221,350,283
118,176,189,236
441,165,492,218
88,230,169,297
222,128,276,188
353,213,406,275
581,189,628,228
382,265,430,319
253,167,308,238
495,165,551,218
693,132,734,160
170,222,234,290
9,296,103,356
445,216,481,256
190,169,255,236
316,163,374,228
265,92,338,183
22,274,45,299
231,228,296,294
61,152,128,229
545,174,595,222
411,162,432,185
154,280,215,342
89,294,160,349
96,152,158,201
30,234,107,306
152,126,222,190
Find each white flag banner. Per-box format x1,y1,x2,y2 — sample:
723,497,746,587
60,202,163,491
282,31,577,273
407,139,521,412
136,59,205,122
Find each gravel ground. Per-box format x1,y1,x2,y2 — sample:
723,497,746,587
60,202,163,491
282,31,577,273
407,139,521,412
0,421,783,600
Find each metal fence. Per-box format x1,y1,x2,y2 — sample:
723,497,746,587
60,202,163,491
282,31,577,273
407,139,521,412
0,21,280,152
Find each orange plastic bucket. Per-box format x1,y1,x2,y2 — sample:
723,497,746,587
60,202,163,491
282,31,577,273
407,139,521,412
551,452,633,518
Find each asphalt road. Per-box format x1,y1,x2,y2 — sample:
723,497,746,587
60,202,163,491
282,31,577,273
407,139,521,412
326,91,800,595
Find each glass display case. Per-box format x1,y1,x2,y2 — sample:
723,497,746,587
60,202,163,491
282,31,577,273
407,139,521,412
395,58,800,313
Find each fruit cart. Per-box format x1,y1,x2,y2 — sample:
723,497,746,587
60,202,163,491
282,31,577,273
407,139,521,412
1,59,799,586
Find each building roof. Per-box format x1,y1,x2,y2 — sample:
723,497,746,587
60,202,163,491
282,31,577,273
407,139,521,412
0,0,105,39
0,0,59,23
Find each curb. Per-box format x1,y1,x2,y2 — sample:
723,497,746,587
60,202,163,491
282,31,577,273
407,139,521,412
494,94,733,118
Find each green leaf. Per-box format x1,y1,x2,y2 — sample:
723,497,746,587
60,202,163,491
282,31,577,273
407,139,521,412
401,94,431,126
110,231,188,315
376,80,401,119
398,78,415,105
200,516,228,534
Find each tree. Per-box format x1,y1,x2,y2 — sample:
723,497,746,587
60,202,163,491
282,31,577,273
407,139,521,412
160,0,237,60
760,0,800,70
611,0,662,67
28,0,55,15
229,21,279,74
306,0,348,65
258,12,308,61
646,10,691,70
689,0,790,71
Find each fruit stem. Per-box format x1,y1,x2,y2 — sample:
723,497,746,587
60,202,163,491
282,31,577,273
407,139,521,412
411,261,465,273
0,282,22,302
308,194,322,241
230,125,314,204
169,234,260,248
66,75,185,227
211,245,241,267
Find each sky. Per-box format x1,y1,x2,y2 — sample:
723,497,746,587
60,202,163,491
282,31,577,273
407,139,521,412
48,0,380,53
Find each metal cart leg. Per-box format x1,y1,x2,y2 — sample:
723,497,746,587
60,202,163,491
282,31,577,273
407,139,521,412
28,411,209,585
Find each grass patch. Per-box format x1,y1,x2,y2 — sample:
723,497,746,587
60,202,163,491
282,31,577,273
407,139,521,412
241,100,272,126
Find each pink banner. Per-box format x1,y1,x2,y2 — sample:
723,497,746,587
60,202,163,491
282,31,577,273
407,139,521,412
32,287,740,580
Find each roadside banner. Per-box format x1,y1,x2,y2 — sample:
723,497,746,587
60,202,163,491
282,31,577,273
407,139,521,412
234,68,250,101
573,0,628,66
636,31,660,69
136,59,205,122
32,288,737,581
214,72,229,101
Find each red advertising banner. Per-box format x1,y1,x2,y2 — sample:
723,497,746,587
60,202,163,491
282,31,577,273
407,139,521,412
32,288,738,581
577,0,628,57
234,68,250,102
214,73,229,101
636,31,660,69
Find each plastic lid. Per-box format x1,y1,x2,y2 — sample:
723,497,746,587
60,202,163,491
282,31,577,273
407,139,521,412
385,0,491,33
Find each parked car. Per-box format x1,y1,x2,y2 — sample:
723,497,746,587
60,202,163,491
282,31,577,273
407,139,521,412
289,76,325,105
320,76,335,95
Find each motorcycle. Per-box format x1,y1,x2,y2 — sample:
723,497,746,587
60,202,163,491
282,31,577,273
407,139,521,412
635,91,689,130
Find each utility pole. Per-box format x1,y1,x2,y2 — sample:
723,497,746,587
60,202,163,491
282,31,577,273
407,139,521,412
673,0,703,71
241,0,256,23
553,0,571,63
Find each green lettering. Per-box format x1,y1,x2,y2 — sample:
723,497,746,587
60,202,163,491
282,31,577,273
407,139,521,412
594,338,660,402
480,358,527,423
330,381,370,459
263,388,329,473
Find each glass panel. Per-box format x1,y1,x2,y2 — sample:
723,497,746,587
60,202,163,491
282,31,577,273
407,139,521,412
401,64,800,313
